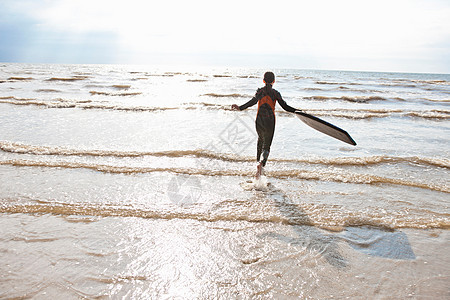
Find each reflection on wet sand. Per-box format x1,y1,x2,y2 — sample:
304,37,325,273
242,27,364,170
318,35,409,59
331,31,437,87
250,179,415,268
248,182,348,269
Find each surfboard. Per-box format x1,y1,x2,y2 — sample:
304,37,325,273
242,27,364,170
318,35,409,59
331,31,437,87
295,111,357,146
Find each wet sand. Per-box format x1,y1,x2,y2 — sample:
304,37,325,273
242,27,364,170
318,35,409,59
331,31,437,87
1,212,448,298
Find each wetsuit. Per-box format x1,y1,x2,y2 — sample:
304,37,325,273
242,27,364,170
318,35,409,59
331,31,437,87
239,84,296,166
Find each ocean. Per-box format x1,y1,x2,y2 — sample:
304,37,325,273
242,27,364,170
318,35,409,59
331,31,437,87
0,63,448,298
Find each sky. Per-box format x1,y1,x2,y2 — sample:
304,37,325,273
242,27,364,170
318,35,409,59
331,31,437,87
0,0,449,73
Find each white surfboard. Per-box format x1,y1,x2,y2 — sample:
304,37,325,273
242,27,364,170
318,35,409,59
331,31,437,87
295,111,357,146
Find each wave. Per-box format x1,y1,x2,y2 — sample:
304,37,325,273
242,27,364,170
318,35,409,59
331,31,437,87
46,76,88,82
304,88,324,91
380,83,416,88
0,97,88,108
191,103,449,120
1,198,448,229
422,98,450,103
237,75,259,79
303,95,390,103
294,76,315,80
415,79,449,85
315,78,449,89
35,89,61,93
299,108,450,120
1,141,449,169
7,77,34,81
315,81,342,85
162,72,189,76
315,81,360,86
1,96,448,120
145,74,174,77
84,84,106,89
382,78,450,86
213,75,232,78
0,158,448,193
80,105,174,112
89,91,142,96
304,87,382,93
0,96,36,101
184,102,231,110
403,111,450,119
0,142,245,160
0,97,177,111
201,93,249,98
72,72,93,76
187,79,208,82
111,85,131,90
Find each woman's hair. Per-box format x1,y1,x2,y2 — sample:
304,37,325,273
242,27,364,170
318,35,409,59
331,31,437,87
264,71,275,84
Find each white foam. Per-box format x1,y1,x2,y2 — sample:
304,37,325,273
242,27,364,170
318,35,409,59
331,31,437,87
253,175,269,191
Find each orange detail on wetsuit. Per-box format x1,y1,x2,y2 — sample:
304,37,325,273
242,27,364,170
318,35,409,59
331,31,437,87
257,95,276,115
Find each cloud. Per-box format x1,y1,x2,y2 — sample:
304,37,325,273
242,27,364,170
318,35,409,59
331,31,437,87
0,0,120,63
0,0,449,72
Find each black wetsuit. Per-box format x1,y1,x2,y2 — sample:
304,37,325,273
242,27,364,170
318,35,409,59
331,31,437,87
239,84,296,166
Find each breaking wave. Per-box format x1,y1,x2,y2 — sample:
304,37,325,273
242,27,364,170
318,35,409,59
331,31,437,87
187,79,208,82
297,108,450,120
46,76,88,82
382,78,450,86
145,74,174,77
0,96,36,101
422,98,450,103
201,93,249,98
0,159,448,193
315,81,360,86
303,95,390,103
7,77,34,81
0,97,174,111
1,197,448,229
89,91,142,96
1,141,449,169
112,85,131,90
35,89,61,93
0,97,90,108
304,87,384,93
237,75,259,79
1,96,448,120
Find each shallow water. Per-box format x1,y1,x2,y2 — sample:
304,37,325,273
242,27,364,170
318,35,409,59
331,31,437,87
0,63,449,298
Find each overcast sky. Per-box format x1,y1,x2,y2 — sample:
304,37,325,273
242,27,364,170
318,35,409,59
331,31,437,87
1,0,449,73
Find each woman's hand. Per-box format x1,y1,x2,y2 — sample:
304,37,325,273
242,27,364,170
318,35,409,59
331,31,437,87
231,104,240,111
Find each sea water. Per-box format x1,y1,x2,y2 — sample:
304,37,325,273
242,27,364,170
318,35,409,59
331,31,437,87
0,63,448,298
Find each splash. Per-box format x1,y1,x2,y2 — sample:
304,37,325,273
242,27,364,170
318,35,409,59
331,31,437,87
241,176,270,191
